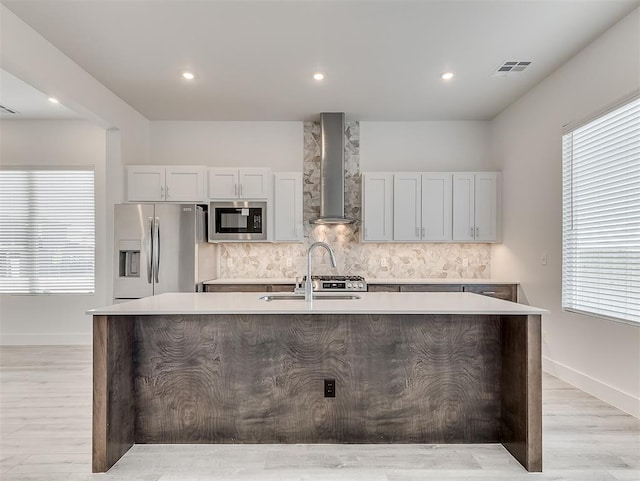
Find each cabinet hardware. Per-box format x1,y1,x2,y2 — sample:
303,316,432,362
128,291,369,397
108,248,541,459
234,184,237,195
482,291,496,295
415,227,420,238
240,184,243,196
476,226,479,237
160,185,164,198
421,227,425,238
470,226,474,237
166,186,169,199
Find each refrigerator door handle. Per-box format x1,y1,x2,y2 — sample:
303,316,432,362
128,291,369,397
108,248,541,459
153,216,160,283
146,217,153,284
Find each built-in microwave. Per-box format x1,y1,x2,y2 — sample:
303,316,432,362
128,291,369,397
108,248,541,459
209,201,267,241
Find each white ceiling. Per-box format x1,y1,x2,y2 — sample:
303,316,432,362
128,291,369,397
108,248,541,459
2,0,638,121
0,69,82,120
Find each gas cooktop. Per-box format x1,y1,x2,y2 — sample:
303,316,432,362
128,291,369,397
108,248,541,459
301,275,367,292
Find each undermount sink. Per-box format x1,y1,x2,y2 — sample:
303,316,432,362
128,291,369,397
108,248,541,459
259,294,361,302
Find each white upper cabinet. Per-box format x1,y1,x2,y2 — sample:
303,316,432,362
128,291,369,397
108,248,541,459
274,172,303,242
239,169,271,198
207,168,238,198
362,173,394,242
365,170,498,243
392,173,453,242
393,173,422,241
208,168,271,199
452,172,499,242
165,166,206,201
126,166,205,202
421,173,453,241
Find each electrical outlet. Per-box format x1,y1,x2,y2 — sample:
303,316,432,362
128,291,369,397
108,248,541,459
227,258,233,267
324,379,336,398
541,253,548,266
286,258,292,267
380,258,388,267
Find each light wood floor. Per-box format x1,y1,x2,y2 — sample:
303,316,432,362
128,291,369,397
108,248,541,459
0,346,638,481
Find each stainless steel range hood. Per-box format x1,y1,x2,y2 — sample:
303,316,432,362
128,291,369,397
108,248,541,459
310,112,355,225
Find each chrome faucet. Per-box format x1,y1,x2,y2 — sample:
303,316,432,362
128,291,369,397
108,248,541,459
304,242,337,302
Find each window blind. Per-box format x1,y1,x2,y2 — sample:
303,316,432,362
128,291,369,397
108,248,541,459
0,170,95,294
562,96,640,324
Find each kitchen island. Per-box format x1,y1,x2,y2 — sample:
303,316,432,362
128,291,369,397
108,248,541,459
87,292,545,473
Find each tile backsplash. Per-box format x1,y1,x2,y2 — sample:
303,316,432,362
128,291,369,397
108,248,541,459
219,121,491,279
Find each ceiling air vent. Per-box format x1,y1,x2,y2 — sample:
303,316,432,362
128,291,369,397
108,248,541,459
0,104,19,115
493,61,532,77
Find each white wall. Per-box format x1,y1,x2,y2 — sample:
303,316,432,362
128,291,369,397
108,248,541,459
150,121,303,170
360,121,492,171
0,121,106,344
491,8,640,417
0,5,151,344
148,120,491,173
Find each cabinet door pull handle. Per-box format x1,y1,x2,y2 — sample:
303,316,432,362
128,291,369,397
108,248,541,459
234,184,238,195
482,291,496,295
165,186,169,199
476,226,479,237
240,184,243,196
415,227,420,238
421,227,425,238
470,226,474,238
160,185,164,199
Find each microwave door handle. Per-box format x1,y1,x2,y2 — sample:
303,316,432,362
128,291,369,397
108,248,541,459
153,217,160,284
146,217,153,284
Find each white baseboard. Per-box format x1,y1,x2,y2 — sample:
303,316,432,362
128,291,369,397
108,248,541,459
543,356,640,418
0,333,92,346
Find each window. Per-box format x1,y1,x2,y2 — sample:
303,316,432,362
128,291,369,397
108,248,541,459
0,169,95,294
562,95,640,324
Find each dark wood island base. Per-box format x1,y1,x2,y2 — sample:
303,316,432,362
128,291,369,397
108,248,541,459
92,313,541,472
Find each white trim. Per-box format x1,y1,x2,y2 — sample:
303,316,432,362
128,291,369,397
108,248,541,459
543,356,640,418
0,333,92,346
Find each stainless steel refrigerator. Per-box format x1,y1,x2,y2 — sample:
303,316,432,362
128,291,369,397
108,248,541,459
113,204,217,301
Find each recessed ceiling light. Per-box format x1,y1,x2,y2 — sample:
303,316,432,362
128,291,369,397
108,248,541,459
441,72,454,80
313,73,325,81
182,72,195,80
48,97,60,104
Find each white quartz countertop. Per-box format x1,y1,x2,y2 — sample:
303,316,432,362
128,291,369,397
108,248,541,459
203,278,518,285
87,292,545,316
204,278,298,284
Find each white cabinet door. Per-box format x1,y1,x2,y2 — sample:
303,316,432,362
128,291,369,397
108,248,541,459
453,172,499,242
208,168,239,199
393,174,421,241
165,166,205,202
362,173,393,241
127,166,165,202
421,173,452,241
208,168,270,199
274,172,303,241
474,172,498,242
452,173,475,241
239,168,271,198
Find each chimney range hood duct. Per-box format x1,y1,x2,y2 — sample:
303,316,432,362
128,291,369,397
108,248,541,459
310,112,355,225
